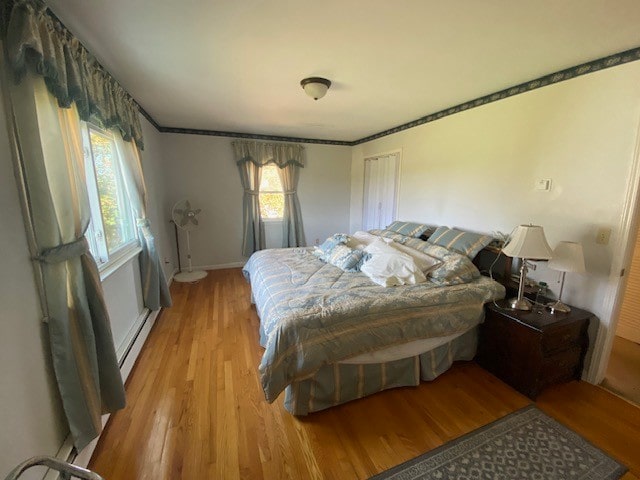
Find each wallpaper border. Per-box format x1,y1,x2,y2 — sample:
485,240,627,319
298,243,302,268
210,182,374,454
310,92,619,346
141,46,640,146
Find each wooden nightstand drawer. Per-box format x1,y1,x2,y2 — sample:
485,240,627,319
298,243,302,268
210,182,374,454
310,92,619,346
542,323,583,354
542,346,582,376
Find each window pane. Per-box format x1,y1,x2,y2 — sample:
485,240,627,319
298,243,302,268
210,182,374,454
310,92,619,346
89,130,134,253
259,192,284,219
260,165,283,191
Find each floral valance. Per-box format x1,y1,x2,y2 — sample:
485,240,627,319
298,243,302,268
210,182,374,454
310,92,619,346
1,0,144,148
232,140,305,168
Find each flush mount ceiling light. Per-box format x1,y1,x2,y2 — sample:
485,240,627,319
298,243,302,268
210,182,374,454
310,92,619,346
300,77,331,100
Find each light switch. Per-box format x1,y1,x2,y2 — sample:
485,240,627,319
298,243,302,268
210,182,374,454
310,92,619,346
535,178,552,191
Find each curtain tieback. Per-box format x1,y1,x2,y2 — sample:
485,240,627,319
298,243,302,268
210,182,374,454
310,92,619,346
244,189,259,196
34,237,89,264
137,218,151,228
284,191,297,195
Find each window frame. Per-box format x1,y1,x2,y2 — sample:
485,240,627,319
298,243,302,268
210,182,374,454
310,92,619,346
259,164,285,222
81,122,140,276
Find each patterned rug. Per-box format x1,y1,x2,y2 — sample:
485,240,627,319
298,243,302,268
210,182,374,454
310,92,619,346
370,405,627,480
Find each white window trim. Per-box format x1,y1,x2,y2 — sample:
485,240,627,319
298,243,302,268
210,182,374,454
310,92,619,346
99,242,142,281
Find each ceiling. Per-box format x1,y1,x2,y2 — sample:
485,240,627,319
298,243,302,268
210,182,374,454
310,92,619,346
47,0,640,142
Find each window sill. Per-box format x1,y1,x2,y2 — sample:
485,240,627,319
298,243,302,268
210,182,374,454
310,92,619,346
99,243,142,282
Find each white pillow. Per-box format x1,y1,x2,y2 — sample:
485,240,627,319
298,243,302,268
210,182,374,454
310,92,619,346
348,231,391,250
389,242,442,275
360,240,427,287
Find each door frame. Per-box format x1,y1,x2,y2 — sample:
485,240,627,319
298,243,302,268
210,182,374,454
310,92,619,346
586,112,640,383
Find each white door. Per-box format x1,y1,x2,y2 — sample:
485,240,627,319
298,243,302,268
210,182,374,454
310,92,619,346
362,153,399,230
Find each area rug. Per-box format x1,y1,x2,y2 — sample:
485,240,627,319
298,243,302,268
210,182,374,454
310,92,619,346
370,405,627,480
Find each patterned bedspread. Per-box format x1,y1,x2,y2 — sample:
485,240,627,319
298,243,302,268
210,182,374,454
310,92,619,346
243,247,505,403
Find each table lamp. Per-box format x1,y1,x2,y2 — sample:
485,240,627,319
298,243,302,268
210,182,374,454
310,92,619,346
502,224,554,310
547,241,586,313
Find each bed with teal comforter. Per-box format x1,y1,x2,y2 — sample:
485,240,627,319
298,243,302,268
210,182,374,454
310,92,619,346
243,246,505,414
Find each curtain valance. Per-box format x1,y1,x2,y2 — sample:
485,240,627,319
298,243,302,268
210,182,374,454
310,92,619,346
232,140,305,168
2,0,144,148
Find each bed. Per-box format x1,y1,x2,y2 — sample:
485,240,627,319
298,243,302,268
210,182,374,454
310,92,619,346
243,229,505,415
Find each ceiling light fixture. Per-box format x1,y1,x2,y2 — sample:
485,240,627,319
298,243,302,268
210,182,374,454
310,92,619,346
300,77,331,100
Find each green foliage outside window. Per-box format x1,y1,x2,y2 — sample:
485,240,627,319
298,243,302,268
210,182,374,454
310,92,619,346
259,165,284,219
89,131,126,252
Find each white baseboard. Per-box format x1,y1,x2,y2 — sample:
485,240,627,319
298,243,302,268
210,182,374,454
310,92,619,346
49,309,162,478
166,267,178,286
194,261,245,271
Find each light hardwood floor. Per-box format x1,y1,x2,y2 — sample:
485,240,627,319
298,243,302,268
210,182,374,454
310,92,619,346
602,335,640,405
89,269,640,479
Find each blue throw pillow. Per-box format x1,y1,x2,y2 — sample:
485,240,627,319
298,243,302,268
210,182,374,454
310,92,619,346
427,227,493,260
325,244,366,272
315,233,349,257
386,221,434,238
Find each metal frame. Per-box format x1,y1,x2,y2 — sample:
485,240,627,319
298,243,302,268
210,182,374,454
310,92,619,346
4,456,104,480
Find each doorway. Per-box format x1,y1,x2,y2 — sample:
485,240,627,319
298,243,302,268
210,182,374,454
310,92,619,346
601,224,640,405
362,151,400,230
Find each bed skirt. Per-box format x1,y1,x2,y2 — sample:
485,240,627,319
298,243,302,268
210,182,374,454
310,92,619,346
283,326,478,415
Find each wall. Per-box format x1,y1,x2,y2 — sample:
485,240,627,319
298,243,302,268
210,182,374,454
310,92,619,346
160,134,352,267
140,117,176,279
350,61,640,374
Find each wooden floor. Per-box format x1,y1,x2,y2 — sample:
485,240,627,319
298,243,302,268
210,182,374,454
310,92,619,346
89,269,640,480
602,335,640,406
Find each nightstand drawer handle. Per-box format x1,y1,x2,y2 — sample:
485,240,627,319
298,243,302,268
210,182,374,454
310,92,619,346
560,332,575,342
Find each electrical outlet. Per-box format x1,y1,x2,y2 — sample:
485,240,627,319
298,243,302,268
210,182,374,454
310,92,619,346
596,227,611,245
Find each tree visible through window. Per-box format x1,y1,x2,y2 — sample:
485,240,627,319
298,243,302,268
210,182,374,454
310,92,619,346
82,124,137,266
259,164,284,219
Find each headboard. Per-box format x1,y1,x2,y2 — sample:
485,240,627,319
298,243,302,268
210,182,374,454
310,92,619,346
474,245,511,281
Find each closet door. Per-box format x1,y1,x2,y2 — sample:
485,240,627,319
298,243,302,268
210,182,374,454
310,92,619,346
362,153,399,230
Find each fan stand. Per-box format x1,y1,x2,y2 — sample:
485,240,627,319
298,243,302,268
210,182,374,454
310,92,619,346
174,229,207,283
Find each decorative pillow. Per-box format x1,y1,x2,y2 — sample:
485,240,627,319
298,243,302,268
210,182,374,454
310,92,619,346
427,226,493,260
360,240,427,286
420,243,481,286
389,242,441,275
386,221,434,238
325,244,366,272
314,233,349,257
347,231,380,250
368,229,410,244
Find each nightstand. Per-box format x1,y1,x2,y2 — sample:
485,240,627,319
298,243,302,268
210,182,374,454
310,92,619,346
476,300,592,399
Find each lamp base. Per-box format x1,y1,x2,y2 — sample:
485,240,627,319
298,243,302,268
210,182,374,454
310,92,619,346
507,297,533,311
547,300,571,314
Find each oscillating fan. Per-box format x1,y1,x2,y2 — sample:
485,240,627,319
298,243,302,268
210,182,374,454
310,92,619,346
171,200,207,282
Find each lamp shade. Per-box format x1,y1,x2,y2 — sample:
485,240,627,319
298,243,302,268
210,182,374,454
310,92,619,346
300,77,331,100
502,224,553,259
548,241,586,273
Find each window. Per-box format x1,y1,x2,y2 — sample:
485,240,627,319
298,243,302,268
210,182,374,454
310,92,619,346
259,164,284,220
81,123,137,268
